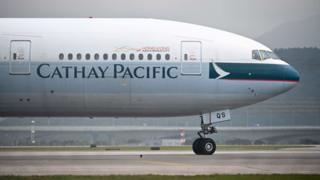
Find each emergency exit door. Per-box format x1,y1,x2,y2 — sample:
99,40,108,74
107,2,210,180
180,41,202,75
9,40,31,75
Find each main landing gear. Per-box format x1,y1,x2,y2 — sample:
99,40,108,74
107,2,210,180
192,114,217,155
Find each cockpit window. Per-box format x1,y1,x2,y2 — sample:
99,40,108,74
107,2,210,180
259,50,268,60
252,50,261,60
252,50,279,61
260,50,280,60
268,51,280,59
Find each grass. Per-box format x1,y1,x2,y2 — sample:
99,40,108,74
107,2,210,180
0,145,313,152
0,175,319,180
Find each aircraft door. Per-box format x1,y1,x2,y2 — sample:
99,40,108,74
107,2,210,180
9,40,31,75
180,41,202,75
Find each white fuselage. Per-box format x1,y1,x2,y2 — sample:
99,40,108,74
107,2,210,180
0,19,299,117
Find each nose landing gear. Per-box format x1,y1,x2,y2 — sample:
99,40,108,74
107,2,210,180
192,114,217,155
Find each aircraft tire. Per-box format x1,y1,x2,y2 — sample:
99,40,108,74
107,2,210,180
199,138,216,155
192,138,202,155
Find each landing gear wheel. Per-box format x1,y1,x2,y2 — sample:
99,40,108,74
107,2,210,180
199,138,216,155
192,138,216,155
192,138,202,155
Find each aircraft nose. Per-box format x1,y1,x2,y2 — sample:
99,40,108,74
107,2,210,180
282,64,300,90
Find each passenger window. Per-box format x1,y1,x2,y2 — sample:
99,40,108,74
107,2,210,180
252,50,261,60
77,53,81,60
94,53,99,60
112,53,117,60
68,53,73,60
156,54,161,60
59,53,64,60
121,53,126,60
138,54,143,60
165,54,170,60
130,53,134,60
103,54,108,60
85,53,91,60
147,54,152,60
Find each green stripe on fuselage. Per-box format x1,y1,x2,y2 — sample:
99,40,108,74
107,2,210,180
209,62,299,82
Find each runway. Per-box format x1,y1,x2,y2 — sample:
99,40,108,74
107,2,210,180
0,147,320,175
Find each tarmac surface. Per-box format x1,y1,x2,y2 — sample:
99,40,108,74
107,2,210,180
0,147,320,175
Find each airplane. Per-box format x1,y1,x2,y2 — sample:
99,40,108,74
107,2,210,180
0,18,300,155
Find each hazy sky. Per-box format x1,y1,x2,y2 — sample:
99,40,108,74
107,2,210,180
0,0,319,38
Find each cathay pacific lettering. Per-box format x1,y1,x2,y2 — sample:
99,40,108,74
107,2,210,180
36,63,178,79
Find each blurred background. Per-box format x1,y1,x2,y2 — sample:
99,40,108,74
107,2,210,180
0,0,319,146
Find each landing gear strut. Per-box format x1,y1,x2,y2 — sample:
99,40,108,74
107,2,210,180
192,114,217,155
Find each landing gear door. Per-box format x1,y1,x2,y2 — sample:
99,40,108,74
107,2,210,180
211,109,231,124
9,40,31,75
180,41,202,75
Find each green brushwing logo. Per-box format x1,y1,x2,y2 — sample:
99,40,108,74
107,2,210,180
209,63,230,79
